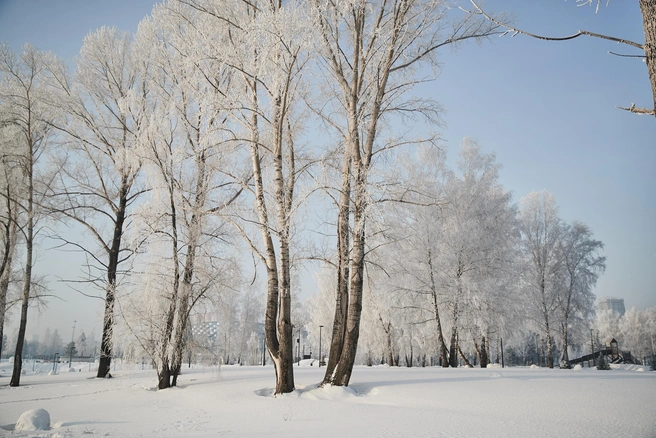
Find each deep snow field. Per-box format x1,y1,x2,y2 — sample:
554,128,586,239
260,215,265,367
1,360,654,437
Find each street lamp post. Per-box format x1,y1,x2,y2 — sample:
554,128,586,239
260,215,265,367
297,326,301,365
262,333,266,366
69,320,77,366
319,325,324,367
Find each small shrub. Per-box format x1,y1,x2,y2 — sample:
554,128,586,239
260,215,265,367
596,355,610,371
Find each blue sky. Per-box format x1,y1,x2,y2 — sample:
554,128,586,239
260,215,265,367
0,0,654,340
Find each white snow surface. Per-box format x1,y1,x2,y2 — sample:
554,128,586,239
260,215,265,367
1,361,655,437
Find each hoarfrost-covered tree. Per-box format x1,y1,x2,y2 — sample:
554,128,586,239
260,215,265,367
188,0,313,394
126,3,242,388
0,43,58,386
438,140,517,368
556,221,605,367
518,191,563,369
0,126,21,360
312,0,501,386
45,27,149,379
594,308,621,348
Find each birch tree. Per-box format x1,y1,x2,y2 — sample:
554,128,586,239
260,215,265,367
443,141,517,368
557,221,605,367
518,191,563,369
138,0,310,393
312,0,500,386
0,127,20,360
0,44,56,386
45,28,148,378
216,0,310,394
123,3,244,388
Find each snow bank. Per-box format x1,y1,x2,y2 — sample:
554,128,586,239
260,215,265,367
14,408,50,431
300,383,359,401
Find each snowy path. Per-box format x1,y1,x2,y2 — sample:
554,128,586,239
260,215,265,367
1,364,655,437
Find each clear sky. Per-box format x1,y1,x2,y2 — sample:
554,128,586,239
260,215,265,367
0,0,654,342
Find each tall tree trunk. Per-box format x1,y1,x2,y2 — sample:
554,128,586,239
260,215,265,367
545,318,554,369
170,288,190,387
640,0,656,116
428,247,449,368
457,344,472,367
0,193,17,360
171,248,195,386
10,150,34,387
448,301,459,368
322,147,351,385
405,344,413,368
330,163,367,386
250,87,295,393
97,183,128,378
561,322,570,365
381,320,394,366
475,336,489,368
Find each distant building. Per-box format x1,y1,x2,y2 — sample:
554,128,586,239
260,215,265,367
192,321,219,344
597,297,625,316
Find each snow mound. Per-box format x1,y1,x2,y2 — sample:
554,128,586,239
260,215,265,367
573,364,582,371
15,408,50,431
612,364,646,372
301,384,359,401
530,364,539,369
68,367,77,373
486,363,501,369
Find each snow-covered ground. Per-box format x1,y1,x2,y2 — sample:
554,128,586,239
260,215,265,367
1,360,654,437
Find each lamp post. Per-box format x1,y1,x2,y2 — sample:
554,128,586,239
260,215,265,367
297,326,301,365
69,320,76,366
319,325,324,367
262,333,266,366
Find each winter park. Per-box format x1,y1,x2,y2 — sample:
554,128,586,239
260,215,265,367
0,0,655,436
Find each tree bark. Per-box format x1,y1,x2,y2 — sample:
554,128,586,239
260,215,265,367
476,336,489,368
639,0,656,116
250,84,295,394
0,191,17,360
545,317,554,369
330,162,367,386
561,322,570,365
427,247,449,368
321,146,351,385
171,150,207,386
457,344,472,368
448,300,460,368
97,182,129,378
10,142,34,387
